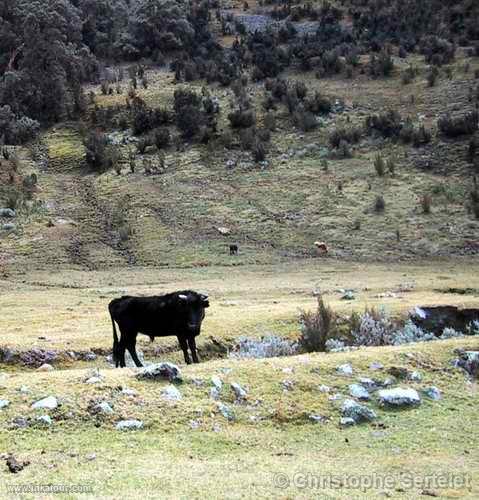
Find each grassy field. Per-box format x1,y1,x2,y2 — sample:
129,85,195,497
0,337,478,498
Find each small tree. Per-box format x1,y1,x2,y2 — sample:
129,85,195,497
299,297,336,352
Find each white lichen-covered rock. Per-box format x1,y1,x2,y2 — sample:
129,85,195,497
341,399,377,423
409,371,422,382
116,419,143,431
357,377,378,390
94,402,114,414
136,362,182,382
231,382,247,400
0,400,10,409
31,396,58,410
211,376,223,391
423,386,441,400
318,385,330,393
336,363,353,376
161,385,182,401
37,363,55,372
369,362,384,371
349,384,370,401
36,415,53,426
340,417,356,427
309,414,326,423
378,388,421,407
216,402,235,421
85,376,103,384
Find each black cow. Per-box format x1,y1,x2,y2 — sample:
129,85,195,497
108,290,209,367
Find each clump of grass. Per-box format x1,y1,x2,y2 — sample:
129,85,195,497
299,297,336,352
374,154,385,176
421,194,432,214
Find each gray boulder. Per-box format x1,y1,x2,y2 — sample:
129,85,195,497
94,402,114,414
423,386,441,400
2,223,15,231
0,208,15,218
349,384,370,401
31,396,58,410
231,382,247,400
340,417,356,427
136,362,182,382
161,385,182,401
378,387,421,407
341,399,377,423
336,363,353,376
216,402,235,421
211,376,222,391
36,415,53,426
0,399,10,409
116,419,144,431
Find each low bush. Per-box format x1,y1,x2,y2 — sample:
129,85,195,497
438,112,478,137
299,297,336,352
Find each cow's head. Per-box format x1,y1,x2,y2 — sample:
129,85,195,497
177,291,209,333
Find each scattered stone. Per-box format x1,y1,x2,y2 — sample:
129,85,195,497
340,417,356,427
161,385,182,401
0,399,10,409
453,351,479,378
36,415,53,426
94,402,114,415
85,376,102,384
11,416,29,429
341,399,377,423
231,382,247,400
216,226,231,235
37,363,54,372
336,363,353,376
210,387,221,400
329,393,343,401
423,386,442,400
318,385,330,393
0,208,16,218
86,453,97,461
349,384,370,401
282,379,294,391
381,377,396,387
409,371,422,382
31,396,58,410
341,290,356,300
212,422,222,432
216,402,235,421
309,414,327,423
84,352,97,361
6,455,30,473
189,419,200,429
357,378,378,390
191,378,204,387
116,419,144,431
19,385,30,394
369,362,384,371
2,223,15,231
121,388,137,396
378,388,421,407
136,362,182,382
211,376,222,391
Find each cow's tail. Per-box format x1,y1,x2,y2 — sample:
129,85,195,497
109,303,121,366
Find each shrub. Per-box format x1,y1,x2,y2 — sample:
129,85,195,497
421,194,432,214
239,127,255,150
228,109,256,129
438,112,478,137
293,109,317,132
401,66,417,85
374,154,385,176
299,297,336,352
427,66,439,87
229,336,298,359
305,91,332,115
84,132,117,172
136,137,149,154
369,51,394,77
0,106,40,145
252,141,266,162
264,112,276,131
329,127,362,148
352,307,394,346
374,195,385,212
154,128,171,150
365,110,403,138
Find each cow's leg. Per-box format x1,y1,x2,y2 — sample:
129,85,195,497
125,333,143,368
188,337,200,363
118,341,127,368
178,336,191,365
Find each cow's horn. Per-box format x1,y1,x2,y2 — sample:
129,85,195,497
179,294,188,300
201,293,209,299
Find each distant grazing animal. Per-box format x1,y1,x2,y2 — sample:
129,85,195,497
229,244,239,256
108,290,209,367
314,241,328,254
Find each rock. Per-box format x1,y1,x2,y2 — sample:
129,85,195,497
309,414,327,423
341,399,377,423
341,290,356,300
378,388,421,407
231,382,247,400
340,417,356,427
11,416,29,429
410,305,479,335
336,363,353,376
211,376,222,391
84,352,97,361
116,419,144,431
453,351,479,378
216,226,231,235
318,385,330,393
2,223,15,231
409,371,422,382
328,393,344,401
136,362,182,382
94,402,114,414
0,208,16,218
357,378,378,391
0,399,10,409
85,376,103,384
189,420,200,430
210,387,221,400
19,385,29,394
36,415,53,426
6,455,30,473
121,388,137,396
86,453,97,461
161,385,182,401
369,362,384,371
31,396,58,410
349,384,370,401
282,379,294,391
423,386,441,400
216,402,235,421
37,363,54,372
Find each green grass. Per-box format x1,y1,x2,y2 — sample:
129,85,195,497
1,338,478,498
